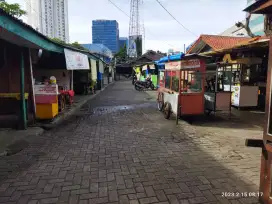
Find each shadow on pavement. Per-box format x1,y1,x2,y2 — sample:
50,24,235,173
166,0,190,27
0,81,262,204
182,113,263,130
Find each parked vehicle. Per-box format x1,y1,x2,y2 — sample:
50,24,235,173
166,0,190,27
132,75,137,85
134,77,155,91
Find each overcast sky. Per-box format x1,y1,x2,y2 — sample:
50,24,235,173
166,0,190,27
7,0,247,52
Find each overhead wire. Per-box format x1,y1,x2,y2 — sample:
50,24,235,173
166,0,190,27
108,0,176,49
155,0,198,37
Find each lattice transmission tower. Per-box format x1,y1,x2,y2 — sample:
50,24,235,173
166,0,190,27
128,0,143,58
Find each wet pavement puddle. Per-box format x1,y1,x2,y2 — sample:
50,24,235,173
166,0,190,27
80,102,156,115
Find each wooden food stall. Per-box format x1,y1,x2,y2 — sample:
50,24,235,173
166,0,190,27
204,63,233,115
157,54,209,120
222,54,261,109
32,48,90,120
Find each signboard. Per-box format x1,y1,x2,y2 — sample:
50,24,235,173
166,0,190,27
165,59,201,70
34,84,58,95
165,61,181,70
64,48,90,70
128,35,142,58
181,59,201,69
231,85,240,106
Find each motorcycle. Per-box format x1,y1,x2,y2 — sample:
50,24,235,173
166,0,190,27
134,77,155,91
132,75,137,85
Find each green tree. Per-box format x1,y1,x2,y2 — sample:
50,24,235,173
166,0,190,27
50,39,89,51
51,38,66,45
0,2,26,18
70,41,88,51
114,44,127,63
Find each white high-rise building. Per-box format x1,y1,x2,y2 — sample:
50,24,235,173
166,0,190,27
26,0,69,43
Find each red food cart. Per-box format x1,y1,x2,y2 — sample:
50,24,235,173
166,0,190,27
157,54,210,119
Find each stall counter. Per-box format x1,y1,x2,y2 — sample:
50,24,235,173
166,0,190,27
34,84,59,119
231,85,259,108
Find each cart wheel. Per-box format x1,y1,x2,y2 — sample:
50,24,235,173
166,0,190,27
157,92,164,111
204,110,211,116
164,102,171,119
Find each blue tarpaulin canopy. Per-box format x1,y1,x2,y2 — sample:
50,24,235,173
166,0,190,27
154,60,165,70
158,53,184,63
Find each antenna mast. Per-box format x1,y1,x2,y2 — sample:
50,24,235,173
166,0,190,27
128,0,143,58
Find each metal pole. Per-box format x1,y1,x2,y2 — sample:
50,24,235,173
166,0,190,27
20,50,27,130
215,65,218,92
28,49,36,121
71,70,74,90
184,44,186,53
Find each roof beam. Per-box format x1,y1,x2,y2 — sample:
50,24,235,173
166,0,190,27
0,14,63,53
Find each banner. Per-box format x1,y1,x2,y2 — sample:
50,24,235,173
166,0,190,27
99,61,104,73
64,48,90,70
149,64,155,70
142,65,148,71
91,59,97,81
128,35,142,58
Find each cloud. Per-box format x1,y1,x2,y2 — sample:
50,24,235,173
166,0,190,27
6,0,247,52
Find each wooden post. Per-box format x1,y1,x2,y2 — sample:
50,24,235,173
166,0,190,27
71,70,74,90
28,49,36,121
20,50,27,130
176,93,179,125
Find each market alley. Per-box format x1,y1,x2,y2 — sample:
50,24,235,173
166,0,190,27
0,80,262,204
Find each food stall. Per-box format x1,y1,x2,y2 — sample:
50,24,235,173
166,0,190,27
34,81,59,119
144,63,158,87
204,63,233,115
155,61,165,88
222,54,261,109
32,48,90,119
157,54,209,120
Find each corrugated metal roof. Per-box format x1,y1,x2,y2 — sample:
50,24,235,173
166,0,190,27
81,43,113,57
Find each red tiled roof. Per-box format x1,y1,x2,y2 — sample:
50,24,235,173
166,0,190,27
201,36,269,55
187,35,250,54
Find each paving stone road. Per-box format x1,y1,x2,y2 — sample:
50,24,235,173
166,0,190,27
0,80,262,204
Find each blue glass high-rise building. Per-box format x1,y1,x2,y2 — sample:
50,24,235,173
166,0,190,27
92,20,119,53
119,37,128,50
